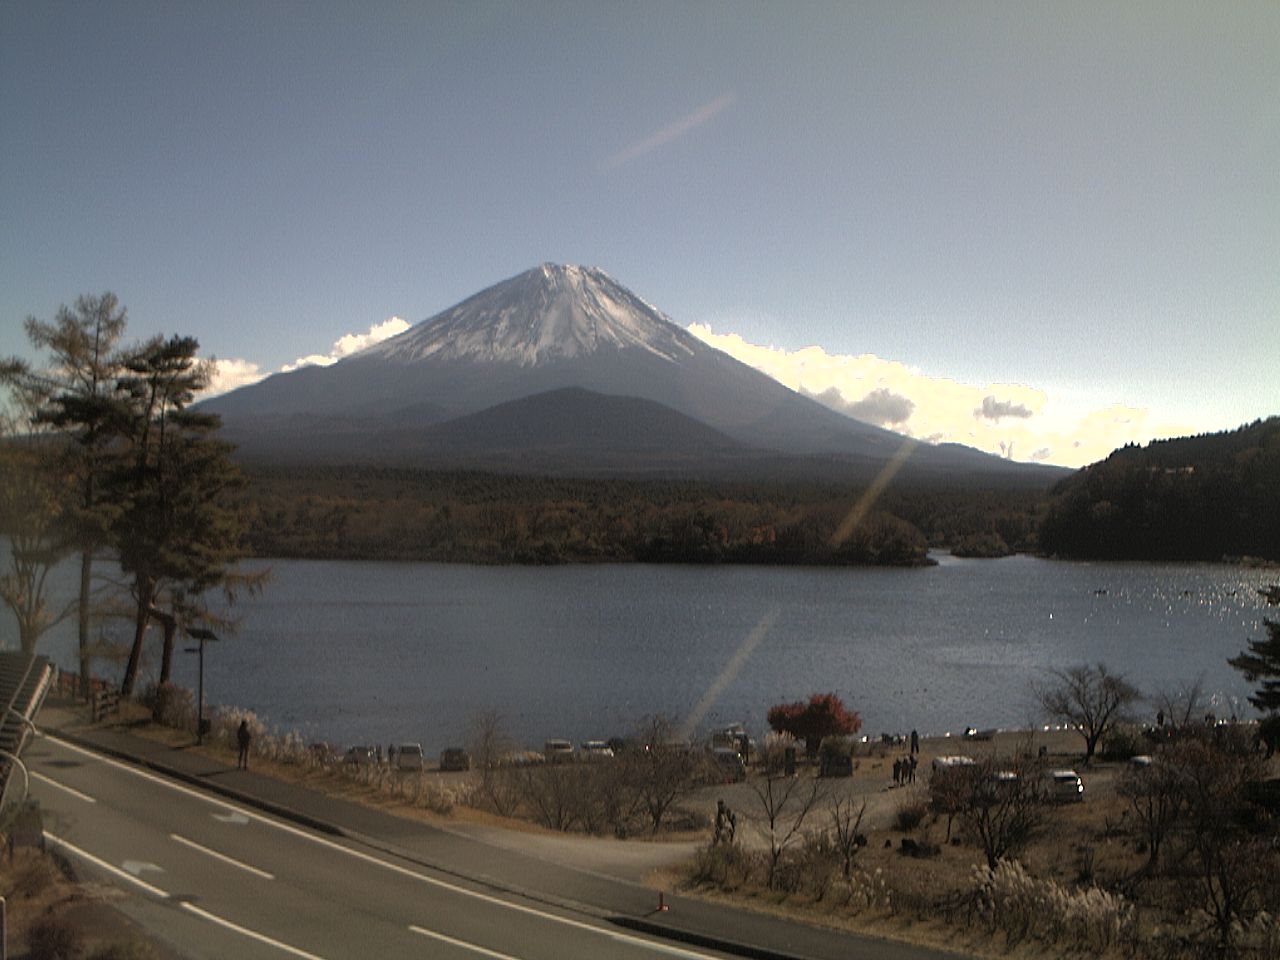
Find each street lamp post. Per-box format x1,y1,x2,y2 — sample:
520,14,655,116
184,627,218,744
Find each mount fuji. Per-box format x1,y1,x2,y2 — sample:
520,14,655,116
204,264,1059,483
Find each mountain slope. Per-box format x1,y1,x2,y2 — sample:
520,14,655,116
205,263,1059,482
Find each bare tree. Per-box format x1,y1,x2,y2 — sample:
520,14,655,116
1168,738,1277,952
624,716,700,834
1035,662,1141,760
827,795,866,880
1152,675,1206,731
1116,757,1185,875
0,443,75,653
749,738,828,887
468,710,521,815
515,764,579,831
953,758,1048,870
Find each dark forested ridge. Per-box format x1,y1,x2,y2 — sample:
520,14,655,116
235,465,1050,567
1038,418,1280,561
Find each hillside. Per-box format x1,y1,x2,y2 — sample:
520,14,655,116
1038,417,1280,561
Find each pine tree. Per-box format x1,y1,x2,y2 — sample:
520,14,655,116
113,335,255,696
4,295,133,689
1228,586,1280,714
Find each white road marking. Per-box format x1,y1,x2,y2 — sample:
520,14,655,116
179,902,332,960
122,860,165,878
47,829,325,960
31,770,97,803
44,734,725,960
409,924,521,959
170,833,275,880
213,810,251,825
44,832,170,899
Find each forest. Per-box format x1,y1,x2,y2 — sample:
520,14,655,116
234,466,1049,567
1038,417,1280,561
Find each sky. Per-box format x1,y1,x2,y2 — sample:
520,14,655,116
2,1,1277,468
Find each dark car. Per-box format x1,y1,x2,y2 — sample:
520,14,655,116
439,747,471,772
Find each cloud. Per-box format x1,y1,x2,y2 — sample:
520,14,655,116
204,358,266,397
603,93,736,169
808,385,915,426
282,316,409,371
686,322,1201,468
975,395,1033,421
200,316,410,397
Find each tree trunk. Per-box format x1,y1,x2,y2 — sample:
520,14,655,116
152,605,176,686
121,577,154,697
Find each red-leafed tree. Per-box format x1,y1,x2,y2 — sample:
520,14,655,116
767,693,861,757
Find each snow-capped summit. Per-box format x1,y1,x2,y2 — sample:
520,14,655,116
365,263,698,367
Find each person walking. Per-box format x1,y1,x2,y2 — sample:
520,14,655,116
237,719,252,769
910,729,919,755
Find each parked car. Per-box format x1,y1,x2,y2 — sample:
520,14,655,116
930,755,977,777
396,743,425,771
344,745,376,767
579,740,614,761
1049,769,1084,802
819,752,854,778
711,747,746,782
544,739,574,763
439,747,471,772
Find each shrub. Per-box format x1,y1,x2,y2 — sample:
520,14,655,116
211,706,266,754
1100,724,1143,761
27,914,83,960
413,777,455,815
836,866,893,913
894,797,928,832
141,682,196,731
971,859,1133,952
689,842,758,890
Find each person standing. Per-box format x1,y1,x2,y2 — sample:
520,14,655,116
910,729,919,755
237,719,252,770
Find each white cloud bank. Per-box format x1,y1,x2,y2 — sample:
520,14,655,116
687,323,1198,468
202,316,409,398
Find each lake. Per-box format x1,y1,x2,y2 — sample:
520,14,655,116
28,554,1278,755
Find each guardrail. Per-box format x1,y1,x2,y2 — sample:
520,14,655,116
53,671,113,702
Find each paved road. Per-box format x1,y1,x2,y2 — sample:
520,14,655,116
29,733,739,960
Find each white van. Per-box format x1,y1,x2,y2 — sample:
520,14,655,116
544,739,574,763
396,743,425,772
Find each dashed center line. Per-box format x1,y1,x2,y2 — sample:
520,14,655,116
170,833,275,880
409,924,521,959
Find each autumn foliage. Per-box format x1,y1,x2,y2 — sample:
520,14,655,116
766,693,861,757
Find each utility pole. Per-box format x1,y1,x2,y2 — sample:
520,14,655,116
184,627,219,744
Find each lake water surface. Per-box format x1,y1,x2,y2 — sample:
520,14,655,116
32,554,1277,755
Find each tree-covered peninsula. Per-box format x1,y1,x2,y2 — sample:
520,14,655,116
1038,418,1280,562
